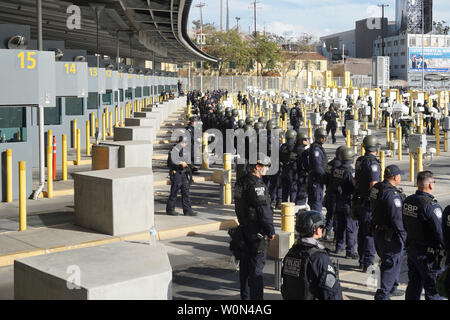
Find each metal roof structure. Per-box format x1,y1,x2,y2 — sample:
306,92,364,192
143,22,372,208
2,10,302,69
0,0,217,63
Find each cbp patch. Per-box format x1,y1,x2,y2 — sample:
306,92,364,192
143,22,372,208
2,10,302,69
371,164,378,172
255,187,265,196
394,198,402,208
315,151,320,157
434,208,442,219
324,274,336,289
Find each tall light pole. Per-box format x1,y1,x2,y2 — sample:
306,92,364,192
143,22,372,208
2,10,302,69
235,16,240,33
422,0,425,91
195,2,206,93
220,0,223,31
378,4,389,56
226,0,230,31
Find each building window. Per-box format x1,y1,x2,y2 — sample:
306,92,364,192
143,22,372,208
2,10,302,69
44,98,62,125
401,52,406,56
387,41,392,47
135,87,142,98
66,97,84,115
143,86,150,96
394,52,398,56
401,39,405,45
410,38,416,46
0,107,27,142
290,62,296,71
401,65,406,69
102,91,113,105
447,39,450,47
125,88,133,100
87,93,99,110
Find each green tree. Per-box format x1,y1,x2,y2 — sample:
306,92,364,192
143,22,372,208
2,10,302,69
433,20,449,35
252,34,281,76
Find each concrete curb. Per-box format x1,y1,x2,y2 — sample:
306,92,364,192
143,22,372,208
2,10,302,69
0,218,239,267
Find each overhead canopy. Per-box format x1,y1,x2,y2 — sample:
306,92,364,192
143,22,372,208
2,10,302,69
0,0,217,64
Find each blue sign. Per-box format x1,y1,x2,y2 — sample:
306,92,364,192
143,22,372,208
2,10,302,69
409,47,450,73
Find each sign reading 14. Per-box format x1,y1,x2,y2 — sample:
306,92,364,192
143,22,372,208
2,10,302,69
65,63,77,74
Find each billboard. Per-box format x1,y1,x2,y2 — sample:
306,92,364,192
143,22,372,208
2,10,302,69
396,0,433,34
409,47,450,72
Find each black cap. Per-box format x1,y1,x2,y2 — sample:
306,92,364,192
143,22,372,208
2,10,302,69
385,165,405,178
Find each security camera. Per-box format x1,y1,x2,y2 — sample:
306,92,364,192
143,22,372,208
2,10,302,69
7,35,28,49
73,56,86,62
127,67,134,74
51,48,64,60
105,63,115,70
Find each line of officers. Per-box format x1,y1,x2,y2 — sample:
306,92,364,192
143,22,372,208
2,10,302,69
231,128,450,300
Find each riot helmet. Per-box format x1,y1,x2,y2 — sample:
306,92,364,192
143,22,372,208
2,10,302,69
363,135,379,153
295,210,325,238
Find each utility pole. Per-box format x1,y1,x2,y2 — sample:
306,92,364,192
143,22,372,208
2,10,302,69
251,1,260,77
235,16,240,33
421,0,425,91
226,0,230,31
220,0,223,31
378,4,389,56
195,2,206,93
342,43,345,71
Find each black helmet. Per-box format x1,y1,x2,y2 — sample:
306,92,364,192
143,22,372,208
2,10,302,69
335,146,346,159
297,131,309,141
295,210,325,238
225,107,232,113
258,116,267,124
245,117,255,125
225,110,232,117
254,122,265,130
363,135,378,152
237,119,245,128
314,128,327,141
285,129,297,140
232,109,239,117
266,121,275,130
339,146,355,161
243,124,253,132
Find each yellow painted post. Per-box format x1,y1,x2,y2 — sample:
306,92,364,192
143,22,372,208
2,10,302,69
308,120,312,139
105,108,109,129
121,107,124,127
435,119,440,156
76,129,81,166
361,143,365,156
417,147,423,174
281,202,295,247
346,130,351,147
62,134,67,181
386,116,390,143
72,118,77,147
91,112,95,137
19,161,26,231
5,149,12,202
86,121,91,156
102,113,106,141
115,106,119,127
47,146,53,198
418,114,423,134
202,132,209,169
109,111,113,137
224,153,232,205
410,153,414,182
398,126,402,160
390,133,394,157
380,151,385,179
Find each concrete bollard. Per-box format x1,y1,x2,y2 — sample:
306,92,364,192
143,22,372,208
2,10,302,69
62,134,67,181
224,153,232,205
19,161,26,231
281,202,295,247
6,149,12,203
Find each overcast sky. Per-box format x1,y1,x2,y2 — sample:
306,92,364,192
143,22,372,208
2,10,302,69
188,0,450,39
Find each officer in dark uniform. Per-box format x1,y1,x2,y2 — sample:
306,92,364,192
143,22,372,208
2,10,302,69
354,135,381,272
370,165,407,300
242,94,249,113
423,100,432,135
403,171,445,300
444,206,450,266
333,147,358,259
323,146,345,240
289,102,303,132
263,122,281,209
293,131,310,206
280,130,299,203
185,116,201,171
281,210,343,300
342,108,354,138
166,136,197,216
308,128,328,212
323,105,339,144
245,116,255,127
280,100,289,121
237,91,243,105
234,154,275,300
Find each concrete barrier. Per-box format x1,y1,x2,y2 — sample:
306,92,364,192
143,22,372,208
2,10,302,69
125,117,157,130
101,141,153,169
14,242,172,300
73,168,154,236
91,144,120,170
134,111,163,128
114,126,155,142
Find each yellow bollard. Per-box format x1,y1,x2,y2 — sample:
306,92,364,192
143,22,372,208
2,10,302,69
435,119,440,156
121,107,124,127
91,112,95,137
418,114,423,134
380,151,385,179
390,132,394,157
307,120,312,139
281,202,295,247
6,149,12,202
86,121,91,156
62,134,67,181
361,143,365,156
409,152,414,182
109,111,113,137
102,113,106,141
47,146,53,198
346,130,351,148
202,132,209,169
224,153,232,205
417,147,423,174
105,108,109,129
76,129,81,166
115,106,119,127
398,126,402,160
19,161,26,231
386,116,390,143
48,129,53,150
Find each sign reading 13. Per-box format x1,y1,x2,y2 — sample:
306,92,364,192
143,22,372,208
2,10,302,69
17,51,37,69
64,63,77,74
89,68,98,77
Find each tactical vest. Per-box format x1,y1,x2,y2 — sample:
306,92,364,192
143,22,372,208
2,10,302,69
355,155,380,198
233,175,262,226
309,142,328,175
280,142,297,169
332,165,353,201
370,181,404,228
281,244,327,300
402,194,436,247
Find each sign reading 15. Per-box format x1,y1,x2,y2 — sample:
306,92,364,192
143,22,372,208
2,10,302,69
17,51,37,69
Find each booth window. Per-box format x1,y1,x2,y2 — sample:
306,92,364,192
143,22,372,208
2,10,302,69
143,86,150,96
44,98,62,125
65,97,84,115
0,107,27,142
125,88,133,100
119,89,124,102
135,87,142,98
87,92,99,109
114,91,118,103
102,91,113,105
